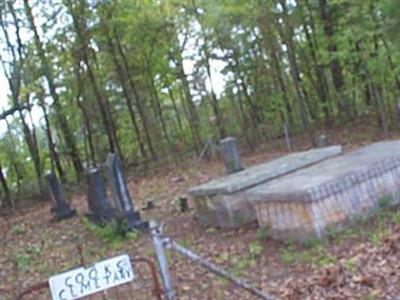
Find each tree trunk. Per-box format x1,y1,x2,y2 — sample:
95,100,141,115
0,7,44,195
113,32,157,160
318,0,350,119
5,120,23,195
65,0,121,157
192,0,225,139
23,0,83,179
299,0,331,125
102,21,148,161
167,86,184,132
146,62,172,149
0,162,11,208
276,0,315,145
37,89,66,183
172,48,202,154
74,61,97,166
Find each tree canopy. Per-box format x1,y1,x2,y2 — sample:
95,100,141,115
0,0,399,207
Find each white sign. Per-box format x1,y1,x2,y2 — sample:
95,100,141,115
49,254,134,300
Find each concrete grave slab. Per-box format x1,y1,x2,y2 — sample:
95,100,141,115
189,145,342,228
249,140,400,240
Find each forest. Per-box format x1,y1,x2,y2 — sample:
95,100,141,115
0,0,399,208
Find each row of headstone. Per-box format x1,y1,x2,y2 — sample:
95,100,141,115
47,153,147,231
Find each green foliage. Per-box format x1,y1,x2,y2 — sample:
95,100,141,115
230,255,252,276
13,253,32,271
248,241,263,257
256,226,269,240
81,218,140,244
0,0,399,207
344,259,356,273
391,210,400,225
11,243,41,271
280,245,297,266
280,243,336,267
10,224,27,236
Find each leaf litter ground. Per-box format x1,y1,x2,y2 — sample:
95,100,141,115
1,125,400,300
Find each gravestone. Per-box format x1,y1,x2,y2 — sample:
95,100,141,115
46,172,76,221
86,167,115,224
220,137,244,174
105,153,147,230
317,134,328,148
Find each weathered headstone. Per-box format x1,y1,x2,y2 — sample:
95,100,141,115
317,134,328,148
219,137,244,175
46,172,76,221
105,153,147,230
86,167,115,224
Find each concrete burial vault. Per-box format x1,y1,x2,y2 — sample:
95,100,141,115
189,141,400,240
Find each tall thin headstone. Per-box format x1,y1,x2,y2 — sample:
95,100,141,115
220,137,244,175
106,153,147,230
86,167,115,224
46,172,76,220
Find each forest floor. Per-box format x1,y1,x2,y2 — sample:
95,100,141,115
1,122,400,300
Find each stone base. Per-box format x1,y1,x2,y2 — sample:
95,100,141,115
85,208,116,225
121,211,149,231
51,206,76,221
193,193,256,228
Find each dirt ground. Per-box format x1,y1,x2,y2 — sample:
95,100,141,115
1,123,400,300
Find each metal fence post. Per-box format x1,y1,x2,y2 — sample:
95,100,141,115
150,222,176,300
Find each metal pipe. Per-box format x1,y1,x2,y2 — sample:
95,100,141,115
151,224,176,300
165,238,278,300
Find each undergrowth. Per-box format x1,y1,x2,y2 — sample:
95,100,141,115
81,217,140,244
